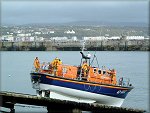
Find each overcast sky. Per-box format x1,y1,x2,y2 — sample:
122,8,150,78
1,0,149,25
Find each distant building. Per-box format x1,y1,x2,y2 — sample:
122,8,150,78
108,36,120,40
64,30,75,34
34,37,44,41
17,33,31,37
15,37,23,42
42,32,48,34
71,36,78,41
34,32,41,35
51,37,68,41
83,36,105,41
16,30,22,34
29,37,35,41
126,36,145,40
39,37,44,41
49,31,55,34
0,35,14,42
144,37,149,40
21,37,26,41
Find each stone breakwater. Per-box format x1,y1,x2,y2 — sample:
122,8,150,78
0,39,149,51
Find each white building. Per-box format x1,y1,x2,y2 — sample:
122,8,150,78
42,32,48,34
29,37,35,41
108,36,120,40
126,36,145,40
49,31,55,34
71,36,78,41
83,36,106,41
17,30,22,34
51,37,68,41
64,30,75,34
33,37,44,41
15,37,24,42
34,32,41,35
0,35,14,41
17,33,31,37
21,37,26,41
38,37,44,41
144,37,149,40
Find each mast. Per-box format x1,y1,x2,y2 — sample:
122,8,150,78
81,40,86,52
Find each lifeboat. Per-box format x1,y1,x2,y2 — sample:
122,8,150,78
30,52,133,107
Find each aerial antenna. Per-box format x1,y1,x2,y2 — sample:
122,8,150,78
90,41,99,68
81,40,86,52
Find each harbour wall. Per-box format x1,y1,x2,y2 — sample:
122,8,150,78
0,39,149,51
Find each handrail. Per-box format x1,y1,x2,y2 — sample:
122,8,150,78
118,77,131,87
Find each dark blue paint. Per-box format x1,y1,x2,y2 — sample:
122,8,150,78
32,74,131,99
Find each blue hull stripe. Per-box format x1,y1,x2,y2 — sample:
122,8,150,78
31,73,132,99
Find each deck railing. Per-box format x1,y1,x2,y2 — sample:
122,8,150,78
118,77,131,87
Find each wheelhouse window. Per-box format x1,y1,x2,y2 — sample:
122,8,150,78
103,70,106,75
98,70,101,74
94,68,97,73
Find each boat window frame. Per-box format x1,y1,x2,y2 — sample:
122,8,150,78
98,69,101,74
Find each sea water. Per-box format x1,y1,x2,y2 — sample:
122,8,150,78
0,51,149,112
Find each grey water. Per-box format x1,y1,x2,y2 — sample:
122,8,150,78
0,51,149,112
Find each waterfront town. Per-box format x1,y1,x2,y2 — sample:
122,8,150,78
0,25,149,51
